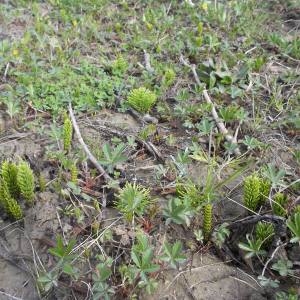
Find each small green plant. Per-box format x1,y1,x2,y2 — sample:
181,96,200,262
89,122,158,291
127,87,157,114
99,143,127,174
115,182,151,222
196,118,215,136
63,116,73,152
255,221,274,247
1,160,19,198
238,234,267,259
271,259,294,277
92,257,115,300
160,240,186,269
64,181,92,202
17,161,35,204
37,271,59,294
242,136,263,150
163,198,193,227
3,96,21,119
130,232,160,292
272,193,288,217
162,68,176,87
139,124,157,140
212,223,230,248
286,212,300,243
38,236,78,294
203,203,213,241
250,55,266,72
70,163,78,184
275,290,299,300
111,55,128,76
48,235,76,261
258,275,279,288
201,165,218,241
194,229,204,243
0,160,36,219
38,174,46,192
5,195,23,220
293,205,300,214
176,181,203,208
262,164,286,188
219,105,242,123
0,178,10,211
0,179,23,220
259,178,271,205
243,174,262,212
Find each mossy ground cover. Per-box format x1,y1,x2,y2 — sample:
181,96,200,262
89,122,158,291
0,1,299,299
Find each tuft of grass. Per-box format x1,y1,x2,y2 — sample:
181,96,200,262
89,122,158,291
127,87,157,114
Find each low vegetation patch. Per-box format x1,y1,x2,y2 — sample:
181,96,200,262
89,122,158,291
0,0,299,299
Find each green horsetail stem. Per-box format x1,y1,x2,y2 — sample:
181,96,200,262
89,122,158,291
203,203,213,241
17,161,35,204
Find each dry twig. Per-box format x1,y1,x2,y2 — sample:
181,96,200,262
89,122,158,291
84,120,165,163
143,50,154,73
68,103,112,181
261,242,287,277
179,55,241,156
0,291,24,300
3,62,10,80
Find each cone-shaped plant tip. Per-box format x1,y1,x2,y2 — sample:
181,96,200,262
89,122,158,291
63,116,73,152
38,174,46,192
70,163,78,184
259,178,271,205
6,197,23,220
0,178,12,211
0,179,23,220
17,161,35,204
243,174,261,212
1,160,19,198
273,192,288,217
203,203,213,241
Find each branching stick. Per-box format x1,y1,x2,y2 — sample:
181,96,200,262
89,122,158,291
180,55,241,156
68,103,112,181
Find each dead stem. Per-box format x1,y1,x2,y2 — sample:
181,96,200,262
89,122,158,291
68,103,112,182
179,55,241,156
143,50,154,73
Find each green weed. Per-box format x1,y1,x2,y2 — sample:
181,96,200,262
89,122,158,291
127,87,157,114
115,182,151,222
